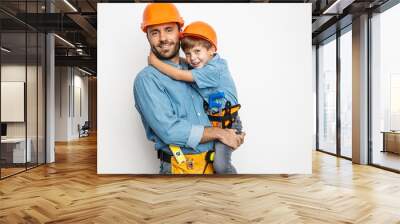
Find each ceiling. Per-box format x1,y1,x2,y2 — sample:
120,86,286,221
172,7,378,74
0,0,394,75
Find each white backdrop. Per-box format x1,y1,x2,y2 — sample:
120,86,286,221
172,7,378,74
98,3,312,174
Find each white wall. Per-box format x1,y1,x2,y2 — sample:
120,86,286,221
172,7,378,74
55,67,69,141
72,71,89,138
312,45,316,150
98,3,312,174
55,67,89,141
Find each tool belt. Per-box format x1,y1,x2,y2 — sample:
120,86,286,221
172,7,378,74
205,101,241,129
158,149,215,174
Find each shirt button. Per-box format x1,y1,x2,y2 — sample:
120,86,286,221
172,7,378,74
197,112,201,116
192,95,194,99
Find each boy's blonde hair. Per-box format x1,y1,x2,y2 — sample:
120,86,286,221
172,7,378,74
180,36,213,51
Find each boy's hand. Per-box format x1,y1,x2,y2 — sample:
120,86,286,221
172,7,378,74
148,51,158,66
218,129,245,150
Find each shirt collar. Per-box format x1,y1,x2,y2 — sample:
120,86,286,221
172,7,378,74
212,53,220,60
161,58,188,69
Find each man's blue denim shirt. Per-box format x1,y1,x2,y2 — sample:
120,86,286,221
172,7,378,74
133,59,214,155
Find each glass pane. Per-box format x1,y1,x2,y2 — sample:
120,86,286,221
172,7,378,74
0,1,46,178
38,32,45,165
27,31,38,169
1,31,27,177
340,29,352,158
25,0,38,170
371,4,400,171
318,38,337,154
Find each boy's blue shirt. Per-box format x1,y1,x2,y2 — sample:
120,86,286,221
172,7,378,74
191,53,239,105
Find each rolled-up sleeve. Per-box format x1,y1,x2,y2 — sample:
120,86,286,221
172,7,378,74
186,125,204,149
134,74,203,149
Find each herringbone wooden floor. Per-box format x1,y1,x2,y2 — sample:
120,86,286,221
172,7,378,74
1,134,400,223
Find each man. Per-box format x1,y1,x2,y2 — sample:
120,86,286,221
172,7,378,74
133,3,245,174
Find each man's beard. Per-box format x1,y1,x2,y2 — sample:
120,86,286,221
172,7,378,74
151,41,180,60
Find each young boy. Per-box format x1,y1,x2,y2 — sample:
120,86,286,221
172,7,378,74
148,21,242,174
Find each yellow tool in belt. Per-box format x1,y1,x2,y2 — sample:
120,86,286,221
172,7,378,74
169,145,186,164
168,145,214,174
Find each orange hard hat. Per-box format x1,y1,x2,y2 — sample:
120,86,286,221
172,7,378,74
181,21,218,50
141,3,184,32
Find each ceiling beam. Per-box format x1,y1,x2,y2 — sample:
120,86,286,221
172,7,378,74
55,55,96,69
67,13,97,45
322,0,356,14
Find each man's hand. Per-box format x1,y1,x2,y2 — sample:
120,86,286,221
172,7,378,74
218,129,246,150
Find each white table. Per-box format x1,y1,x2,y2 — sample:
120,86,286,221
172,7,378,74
1,138,31,163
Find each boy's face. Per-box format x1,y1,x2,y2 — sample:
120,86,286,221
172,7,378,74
183,45,215,69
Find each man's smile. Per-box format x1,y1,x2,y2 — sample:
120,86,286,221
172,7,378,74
158,43,173,50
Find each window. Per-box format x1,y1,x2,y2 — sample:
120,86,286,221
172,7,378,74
340,29,352,158
371,3,400,171
317,36,337,155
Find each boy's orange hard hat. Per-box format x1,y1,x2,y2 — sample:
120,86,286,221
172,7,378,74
182,21,218,50
141,3,184,32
